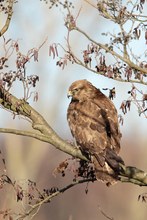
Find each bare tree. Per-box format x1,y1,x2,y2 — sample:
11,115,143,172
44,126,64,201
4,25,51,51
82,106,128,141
0,0,147,219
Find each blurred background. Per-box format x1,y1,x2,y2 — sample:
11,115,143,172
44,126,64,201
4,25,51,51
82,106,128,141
0,0,147,219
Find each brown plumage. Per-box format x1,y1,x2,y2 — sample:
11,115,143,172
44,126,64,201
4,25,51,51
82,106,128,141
67,79,124,185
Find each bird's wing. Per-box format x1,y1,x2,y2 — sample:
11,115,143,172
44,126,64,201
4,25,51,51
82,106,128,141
67,100,109,166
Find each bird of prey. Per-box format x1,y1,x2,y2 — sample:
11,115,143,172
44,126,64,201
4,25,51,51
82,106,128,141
67,79,124,185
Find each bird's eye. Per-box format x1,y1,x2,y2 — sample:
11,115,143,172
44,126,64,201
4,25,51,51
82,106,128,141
73,88,79,92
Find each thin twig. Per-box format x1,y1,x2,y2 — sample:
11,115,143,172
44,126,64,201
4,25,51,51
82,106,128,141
16,178,95,220
74,26,147,74
98,204,114,220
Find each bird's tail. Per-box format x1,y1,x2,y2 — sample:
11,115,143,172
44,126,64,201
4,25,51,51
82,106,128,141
105,147,124,173
93,148,124,185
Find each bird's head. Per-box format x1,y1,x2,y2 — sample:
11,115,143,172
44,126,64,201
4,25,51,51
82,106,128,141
67,79,96,102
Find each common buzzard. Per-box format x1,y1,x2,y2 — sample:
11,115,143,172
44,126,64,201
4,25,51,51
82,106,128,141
67,79,124,184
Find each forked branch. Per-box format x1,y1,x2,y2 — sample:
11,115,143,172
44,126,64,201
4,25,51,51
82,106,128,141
0,85,87,161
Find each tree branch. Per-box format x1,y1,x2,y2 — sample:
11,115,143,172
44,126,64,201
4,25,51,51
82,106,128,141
74,27,147,75
0,127,87,160
119,164,147,186
0,0,14,37
68,49,147,86
16,165,147,219
0,86,87,161
16,178,94,220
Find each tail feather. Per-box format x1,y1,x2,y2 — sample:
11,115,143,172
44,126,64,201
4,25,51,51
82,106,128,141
105,147,124,172
93,148,124,185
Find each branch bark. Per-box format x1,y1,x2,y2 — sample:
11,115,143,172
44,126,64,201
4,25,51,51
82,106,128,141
0,0,14,37
0,86,87,161
119,164,147,186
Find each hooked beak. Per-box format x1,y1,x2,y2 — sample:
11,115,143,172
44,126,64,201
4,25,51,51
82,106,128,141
67,90,73,98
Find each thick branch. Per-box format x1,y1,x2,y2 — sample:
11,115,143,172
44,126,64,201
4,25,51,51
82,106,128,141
119,164,147,186
0,0,14,37
0,87,87,161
